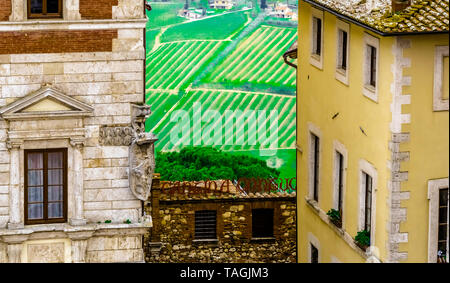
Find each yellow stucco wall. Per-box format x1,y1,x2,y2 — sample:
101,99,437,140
297,1,394,263
297,1,449,263
399,34,449,262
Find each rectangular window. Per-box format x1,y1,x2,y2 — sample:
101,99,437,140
437,188,449,263
25,148,67,225
194,210,217,240
310,244,319,263
336,151,344,215
28,0,62,19
311,133,320,202
312,17,322,56
363,172,373,234
368,45,377,87
252,209,274,238
338,30,348,70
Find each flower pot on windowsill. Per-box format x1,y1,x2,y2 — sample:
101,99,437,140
329,217,342,228
354,240,369,251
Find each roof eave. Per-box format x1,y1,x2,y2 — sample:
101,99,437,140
302,0,449,37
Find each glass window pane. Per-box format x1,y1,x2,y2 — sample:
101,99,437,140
30,0,43,13
27,152,43,169
48,152,63,168
48,169,63,185
28,203,43,219
48,186,63,201
439,207,448,223
48,202,63,218
28,170,43,186
47,0,60,13
439,188,448,206
28,187,43,202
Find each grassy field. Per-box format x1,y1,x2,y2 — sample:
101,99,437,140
146,2,187,29
161,11,248,42
145,6,297,179
146,40,228,90
203,25,297,91
148,89,296,152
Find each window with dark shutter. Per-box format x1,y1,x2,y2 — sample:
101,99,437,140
194,210,217,240
336,151,344,216
252,209,274,238
437,188,449,263
310,244,319,263
311,133,320,202
313,17,322,56
28,0,62,19
369,45,377,87
363,172,373,235
25,148,67,225
338,30,348,70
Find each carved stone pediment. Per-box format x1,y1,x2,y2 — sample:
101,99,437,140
0,86,93,121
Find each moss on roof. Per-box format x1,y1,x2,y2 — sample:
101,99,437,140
306,0,449,34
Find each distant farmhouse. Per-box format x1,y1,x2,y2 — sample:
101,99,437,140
179,8,205,19
268,2,297,20
210,0,234,10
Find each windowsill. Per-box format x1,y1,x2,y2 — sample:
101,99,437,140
310,54,323,70
335,68,349,86
304,196,369,260
0,18,148,29
250,237,276,243
362,84,378,103
192,239,219,246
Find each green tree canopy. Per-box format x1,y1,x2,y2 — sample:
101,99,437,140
156,147,280,181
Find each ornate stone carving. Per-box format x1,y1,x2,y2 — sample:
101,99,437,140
99,126,134,146
129,104,158,201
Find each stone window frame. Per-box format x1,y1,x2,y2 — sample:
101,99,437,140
362,33,380,103
433,46,449,112
358,159,378,245
332,140,348,226
427,177,449,263
310,7,324,70
307,122,322,205
335,19,350,85
307,232,320,263
9,0,81,21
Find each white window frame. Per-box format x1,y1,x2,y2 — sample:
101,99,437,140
362,33,380,102
332,140,347,225
433,46,449,111
310,7,324,70
308,122,322,204
358,159,377,245
427,178,449,263
335,19,350,85
307,232,320,263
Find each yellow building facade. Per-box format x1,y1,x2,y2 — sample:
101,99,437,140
297,0,449,263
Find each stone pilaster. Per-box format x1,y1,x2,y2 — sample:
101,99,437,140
67,231,94,263
1,234,29,263
69,138,86,226
64,0,82,20
9,0,27,22
7,140,23,229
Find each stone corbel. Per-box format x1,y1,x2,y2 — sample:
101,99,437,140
67,231,94,263
1,234,29,263
129,104,158,201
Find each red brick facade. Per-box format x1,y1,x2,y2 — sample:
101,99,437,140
0,29,118,54
79,0,119,19
0,0,11,21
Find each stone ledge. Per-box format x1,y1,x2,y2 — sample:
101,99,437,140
304,196,372,261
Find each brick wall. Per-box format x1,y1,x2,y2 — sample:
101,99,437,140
144,179,297,263
0,0,11,21
79,0,119,19
0,30,118,54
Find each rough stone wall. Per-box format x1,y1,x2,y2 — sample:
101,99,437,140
80,0,119,19
0,30,117,55
144,195,296,263
0,0,11,21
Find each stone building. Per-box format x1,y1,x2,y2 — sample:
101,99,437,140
144,175,296,263
0,0,155,263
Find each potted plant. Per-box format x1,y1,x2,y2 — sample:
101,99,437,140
354,230,370,251
326,208,342,228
